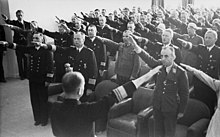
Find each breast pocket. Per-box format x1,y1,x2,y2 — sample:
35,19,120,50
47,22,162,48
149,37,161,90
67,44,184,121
165,80,178,92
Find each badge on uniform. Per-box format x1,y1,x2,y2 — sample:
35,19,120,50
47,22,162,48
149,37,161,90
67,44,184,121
172,67,176,74
84,63,87,69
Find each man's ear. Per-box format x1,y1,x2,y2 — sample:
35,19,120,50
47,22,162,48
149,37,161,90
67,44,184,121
77,87,84,97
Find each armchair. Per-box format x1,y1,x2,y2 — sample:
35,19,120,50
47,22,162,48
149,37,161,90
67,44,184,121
94,80,119,132
148,98,210,137
107,87,154,137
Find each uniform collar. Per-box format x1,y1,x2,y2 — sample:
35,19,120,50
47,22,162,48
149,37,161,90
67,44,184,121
90,37,96,42
207,44,215,52
76,46,83,52
163,42,171,47
35,46,40,50
166,63,177,81
64,99,81,105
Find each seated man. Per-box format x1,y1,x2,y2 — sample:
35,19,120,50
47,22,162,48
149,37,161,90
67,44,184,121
50,66,162,137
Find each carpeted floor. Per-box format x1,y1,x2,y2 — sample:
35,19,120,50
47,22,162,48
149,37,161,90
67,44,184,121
0,78,106,137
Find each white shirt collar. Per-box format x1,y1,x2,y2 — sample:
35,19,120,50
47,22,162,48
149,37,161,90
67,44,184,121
35,46,40,50
77,46,83,52
163,42,171,47
90,37,96,42
207,44,215,51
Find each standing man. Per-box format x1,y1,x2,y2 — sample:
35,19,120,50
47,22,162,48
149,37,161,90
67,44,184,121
0,32,54,126
84,25,107,84
2,10,31,80
37,23,73,82
0,25,6,82
130,35,189,137
133,28,182,64
43,32,98,102
178,30,220,116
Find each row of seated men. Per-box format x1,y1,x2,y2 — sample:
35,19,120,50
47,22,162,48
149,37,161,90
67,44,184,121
1,5,220,137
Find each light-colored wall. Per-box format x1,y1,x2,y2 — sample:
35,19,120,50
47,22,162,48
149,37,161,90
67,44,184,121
6,0,152,43
1,0,219,78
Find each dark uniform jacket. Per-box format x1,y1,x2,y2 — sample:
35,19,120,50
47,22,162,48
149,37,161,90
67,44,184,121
186,43,220,115
5,19,31,45
38,28,73,64
51,81,136,137
138,50,189,113
49,45,98,90
97,25,114,40
8,43,54,83
84,37,107,70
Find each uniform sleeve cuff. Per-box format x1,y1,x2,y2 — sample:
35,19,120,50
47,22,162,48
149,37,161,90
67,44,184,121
88,78,96,85
46,73,54,78
113,81,136,102
100,62,106,66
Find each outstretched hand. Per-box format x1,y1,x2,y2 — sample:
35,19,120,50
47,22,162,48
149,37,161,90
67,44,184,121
1,14,8,21
180,63,196,72
0,41,8,45
127,35,142,53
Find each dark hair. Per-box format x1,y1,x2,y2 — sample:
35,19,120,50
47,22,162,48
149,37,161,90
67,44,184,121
62,72,84,94
94,9,100,12
16,10,23,14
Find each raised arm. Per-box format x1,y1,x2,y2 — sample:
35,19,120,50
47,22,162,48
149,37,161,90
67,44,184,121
181,63,220,93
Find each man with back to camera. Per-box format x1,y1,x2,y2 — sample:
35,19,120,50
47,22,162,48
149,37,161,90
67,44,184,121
50,66,162,137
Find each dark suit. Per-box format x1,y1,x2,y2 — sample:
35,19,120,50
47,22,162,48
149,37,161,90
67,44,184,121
37,28,73,82
50,81,136,137
187,44,220,115
138,50,189,137
5,19,31,79
7,43,54,124
0,25,6,82
49,45,98,101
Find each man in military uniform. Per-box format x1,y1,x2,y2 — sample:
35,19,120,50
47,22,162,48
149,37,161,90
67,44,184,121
130,35,189,137
178,30,220,116
43,31,98,102
2,10,31,80
37,23,73,82
133,28,182,64
84,25,107,84
50,65,162,137
0,32,54,126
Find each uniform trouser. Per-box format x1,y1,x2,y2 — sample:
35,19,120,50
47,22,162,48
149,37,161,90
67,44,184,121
0,51,5,81
54,62,65,82
16,50,27,78
153,108,177,137
29,81,48,123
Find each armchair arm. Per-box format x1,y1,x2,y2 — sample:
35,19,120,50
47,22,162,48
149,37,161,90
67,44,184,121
108,98,132,119
137,106,154,137
187,118,210,137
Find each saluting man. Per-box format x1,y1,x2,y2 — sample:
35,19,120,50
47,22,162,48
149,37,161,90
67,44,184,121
178,30,220,116
130,34,189,137
42,31,98,102
0,32,54,126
